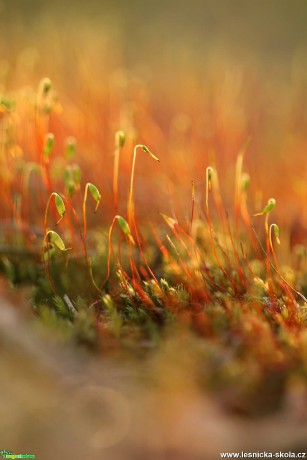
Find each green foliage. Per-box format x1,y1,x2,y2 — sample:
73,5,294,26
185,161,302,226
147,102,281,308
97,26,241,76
102,293,123,338
141,144,160,162
115,130,125,148
115,215,134,243
0,97,14,110
45,230,67,251
43,133,55,157
88,183,101,203
53,295,75,320
65,136,77,160
254,197,276,216
241,172,250,191
54,193,65,218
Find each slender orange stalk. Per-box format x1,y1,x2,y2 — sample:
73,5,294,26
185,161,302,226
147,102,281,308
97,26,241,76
234,137,251,235
65,199,101,293
42,230,70,294
254,197,276,293
127,144,159,225
132,212,160,286
101,215,135,290
82,182,101,239
190,180,195,234
205,166,237,293
269,223,295,309
252,227,307,307
113,131,125,213
44,192,65,235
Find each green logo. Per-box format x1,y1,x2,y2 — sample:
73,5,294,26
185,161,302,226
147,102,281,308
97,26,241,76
0,451,35,459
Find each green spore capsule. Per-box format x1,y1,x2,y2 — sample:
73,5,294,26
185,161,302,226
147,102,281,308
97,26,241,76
44,133,55,158
115,215,135,244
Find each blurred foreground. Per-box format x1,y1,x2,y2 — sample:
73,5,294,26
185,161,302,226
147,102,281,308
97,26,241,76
1,293,307,459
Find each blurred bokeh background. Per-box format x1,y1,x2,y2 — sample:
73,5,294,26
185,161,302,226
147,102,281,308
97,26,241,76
0,0,306,251
2,0,307,67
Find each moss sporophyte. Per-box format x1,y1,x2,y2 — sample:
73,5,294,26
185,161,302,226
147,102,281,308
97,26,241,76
1,72,307,420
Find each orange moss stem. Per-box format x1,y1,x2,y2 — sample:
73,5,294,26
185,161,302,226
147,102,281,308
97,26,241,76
206,166,237,293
